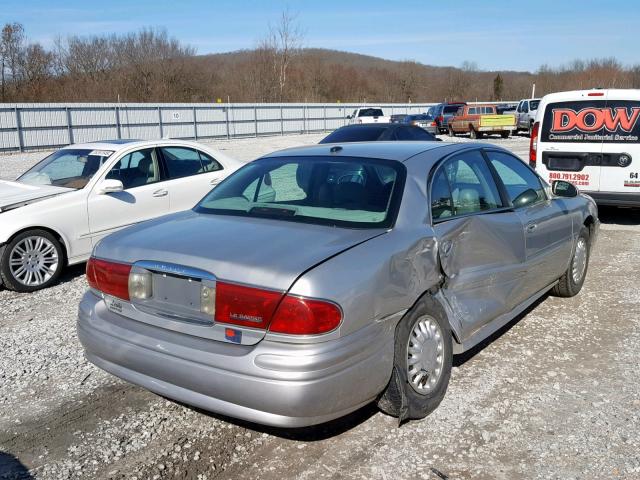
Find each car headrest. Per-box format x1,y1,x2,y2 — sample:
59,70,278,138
456,188,480,214
333,182,368,209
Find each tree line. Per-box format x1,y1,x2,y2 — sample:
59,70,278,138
2,19,640,104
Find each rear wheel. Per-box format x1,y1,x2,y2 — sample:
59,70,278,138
0,229,65,292
469,127,482,139
551,226,590,297
501,131,510,139
448,125,456,137
378,295,453,423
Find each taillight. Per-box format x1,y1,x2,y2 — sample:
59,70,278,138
86,257,131,300
431,121,437,126
213,281,342,335
529,121,540,166
411,121,418,126
215,281,281,329
269,295,342,335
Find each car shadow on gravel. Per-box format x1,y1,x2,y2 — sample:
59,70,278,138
0,451,33,479
453,294,548,367
172,400,379,442
0,263,85,294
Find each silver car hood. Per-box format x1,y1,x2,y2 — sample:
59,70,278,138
96,210,387,291
0,180,71,210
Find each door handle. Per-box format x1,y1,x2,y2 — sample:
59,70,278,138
210,178,222,186
526,223,537,232
152,189,168,197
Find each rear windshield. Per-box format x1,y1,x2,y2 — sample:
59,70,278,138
444,105,462,114
195,156,406,229
320,126,386,143
529,100,540,110
358,108,384,117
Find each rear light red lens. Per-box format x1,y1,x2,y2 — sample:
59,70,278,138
438,115,444,123
86,257,131,300
269,295,342,335
588,92,604,96
529,121,540,165
215,282,282,329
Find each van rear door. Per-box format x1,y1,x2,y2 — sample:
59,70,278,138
537,92,607,193
597,90,640,198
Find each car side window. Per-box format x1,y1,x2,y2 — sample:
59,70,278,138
160,147,207,180
432,150,503,219
198,151,223,173
522,102,529,113
105,148,159,190
485,150,546,208
430,168,453,219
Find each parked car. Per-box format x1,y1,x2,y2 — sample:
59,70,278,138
515,98,541,135
78,141,598,428
431,102,467,133
401,114,439,135
390,114,408,123
319,124,437,143
496,103,518,115
0,139,242,291
448,104,517,139
530,88,640,207
347,107,390,124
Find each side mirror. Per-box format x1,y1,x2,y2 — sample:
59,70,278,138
552,180,578,198
513,188,540,207
97,178,124,194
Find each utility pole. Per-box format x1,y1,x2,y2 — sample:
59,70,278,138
531,83,536,99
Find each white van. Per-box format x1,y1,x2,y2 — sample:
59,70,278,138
530,89,640,206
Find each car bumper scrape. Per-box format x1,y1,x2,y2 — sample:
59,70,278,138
77,292,394,428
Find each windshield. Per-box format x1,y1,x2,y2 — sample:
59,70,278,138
529,100,540,110
358,108,384,117
195,156,406,229
18,148,114,189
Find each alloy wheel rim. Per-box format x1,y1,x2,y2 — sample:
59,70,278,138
9,236,59,287
407,315,444,394
572,237,588,284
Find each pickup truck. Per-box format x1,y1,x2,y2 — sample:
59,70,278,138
447,104,517,139
515,98,541,135
347,107,390,124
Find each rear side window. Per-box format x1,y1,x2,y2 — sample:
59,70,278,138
430,150,503,220
393,126,435,141
529,100,540,110
160,147,206,179
485,150,546,208
541,100,640,143
444,105,461,114
358,108,384,117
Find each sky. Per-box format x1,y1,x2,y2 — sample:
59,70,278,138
2,0,639,72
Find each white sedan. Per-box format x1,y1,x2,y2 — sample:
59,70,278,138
0,139,243,292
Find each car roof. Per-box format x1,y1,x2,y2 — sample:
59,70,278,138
263,141,450,162
60,138,206,152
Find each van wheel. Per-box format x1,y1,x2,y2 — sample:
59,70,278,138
0,229,65,292
552,226,590,298
377,295,453,423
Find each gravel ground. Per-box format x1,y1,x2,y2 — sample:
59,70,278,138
1,132,639,479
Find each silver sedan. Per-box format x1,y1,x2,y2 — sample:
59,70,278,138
78,141,599,427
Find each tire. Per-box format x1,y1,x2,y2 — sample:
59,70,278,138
551,226,590,298
501,131,510,139
0,229,65,292
469,127,481,139
378,294,453,423
528,122,533,137
448,125,456,137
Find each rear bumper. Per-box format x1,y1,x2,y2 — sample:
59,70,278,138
77,292,394,428
477,125,516,132
584,191,640,207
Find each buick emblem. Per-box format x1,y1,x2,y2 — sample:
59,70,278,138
618,154,632,167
